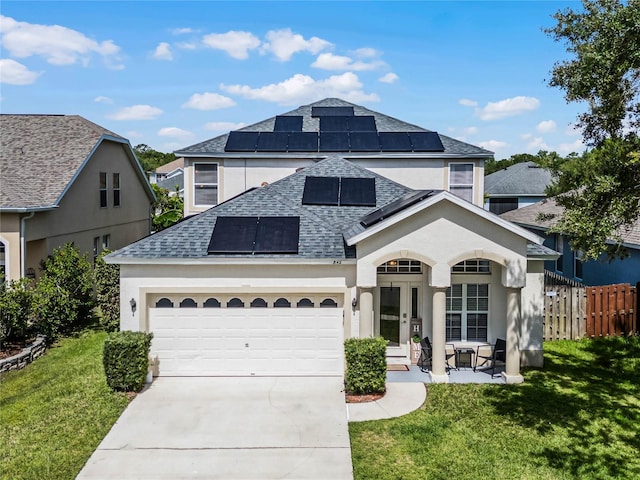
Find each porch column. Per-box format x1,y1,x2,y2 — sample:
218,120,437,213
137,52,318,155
430,287,449,383
503,287,524,384
358,288,374,338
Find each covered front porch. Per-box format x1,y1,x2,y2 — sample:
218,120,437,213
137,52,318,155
345,191,547,384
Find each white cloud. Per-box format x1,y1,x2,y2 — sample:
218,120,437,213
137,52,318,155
261,28,331,61
171,27,194,35
556,138,585,155
152,42,173,61
463,126,478,135
94,95,113,104
478,140,508,151
0,58,40,85
459,98,478,107
202,30,260,59
220,72,379,106
352,47,379,58
107,105,163,120
182,92,235,110
565,123,582,136
157,127,194,139
526,136,550,150
311,52,384,71
203,121,247,131
476,96,540,120
520,133,533,140
536,120,556,133
0,15,123,69
176,42,197,50
379,72,399,84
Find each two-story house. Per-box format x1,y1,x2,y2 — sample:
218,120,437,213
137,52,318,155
0,114,155,281
107,98,557,384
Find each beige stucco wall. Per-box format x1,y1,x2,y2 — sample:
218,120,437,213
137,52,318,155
182,156,488,216
355,200,528,288
0,213,21,281
118,262,356,339
20,141,152,275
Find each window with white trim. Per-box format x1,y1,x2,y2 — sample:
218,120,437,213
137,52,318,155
113,173,121,207
377,259,422,273
446,283,489,342
574,250,584,279
194,163,218,206
449,163,474,202
452,259,491,273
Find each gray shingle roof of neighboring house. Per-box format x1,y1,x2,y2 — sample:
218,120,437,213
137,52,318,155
157,173,184,193
0,114,123,209
484,161,553,196
155,158,184,174
109,156,414,260
501,198,640,248
175,98,493,157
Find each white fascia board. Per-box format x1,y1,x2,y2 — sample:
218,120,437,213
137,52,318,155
105,256,357,266
0,205,58,213
176,152,491,160
346,191,544,246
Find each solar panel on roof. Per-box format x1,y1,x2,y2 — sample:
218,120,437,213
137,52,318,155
302,176,340,205
340,177,376,206
349,132,381,152
274,116,303,132
224,131,259,152
208,217,258,253
312,106,354,117
409,132,445,152
254,217,300,254
319,132,350,151
379,132,413,152
320,116,349,132
287,132,318,152
359,190,437,227
348,116,377,131
256,132,289,152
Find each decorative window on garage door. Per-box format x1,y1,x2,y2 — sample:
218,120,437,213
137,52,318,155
150,294,342,309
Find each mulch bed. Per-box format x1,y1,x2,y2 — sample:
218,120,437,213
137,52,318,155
345,391,385,403
0,339,36,360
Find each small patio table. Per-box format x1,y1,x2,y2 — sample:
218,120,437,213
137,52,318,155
455,346,475,369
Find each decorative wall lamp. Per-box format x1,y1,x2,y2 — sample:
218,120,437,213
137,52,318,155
130,298,137,315
351,297,358,310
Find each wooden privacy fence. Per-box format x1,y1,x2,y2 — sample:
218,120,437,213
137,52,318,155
543,283,637,340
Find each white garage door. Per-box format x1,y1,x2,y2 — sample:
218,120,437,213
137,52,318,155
149,306,344,376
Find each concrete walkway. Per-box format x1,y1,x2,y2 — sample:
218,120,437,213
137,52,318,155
77,377,352,480
346,382,426,422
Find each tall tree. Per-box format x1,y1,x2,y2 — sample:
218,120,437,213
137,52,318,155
133,144,177,172
543,0,640,259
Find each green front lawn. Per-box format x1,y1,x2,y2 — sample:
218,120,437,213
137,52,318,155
350,337,640,480
0,331,131,480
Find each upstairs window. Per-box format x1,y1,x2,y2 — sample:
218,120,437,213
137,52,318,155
113,173,121,207
194,163,218,206
449,163,474,203
99,172,108,207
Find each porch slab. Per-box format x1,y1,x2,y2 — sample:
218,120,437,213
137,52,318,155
386,365,506,384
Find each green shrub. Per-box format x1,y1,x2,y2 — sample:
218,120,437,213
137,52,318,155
33,243,95,343
344,336,387,394
103,331,153,392
0,278,35,347
95,250,120,332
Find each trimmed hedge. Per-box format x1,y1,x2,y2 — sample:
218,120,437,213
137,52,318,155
344,336,387,394
103,331,153,392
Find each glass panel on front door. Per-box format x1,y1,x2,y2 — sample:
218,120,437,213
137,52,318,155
380,286,401,347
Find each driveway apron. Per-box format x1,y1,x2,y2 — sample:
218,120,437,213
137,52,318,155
77,377,353,479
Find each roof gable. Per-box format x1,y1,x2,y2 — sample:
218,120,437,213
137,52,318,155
175,98,492,157
0,114,154,209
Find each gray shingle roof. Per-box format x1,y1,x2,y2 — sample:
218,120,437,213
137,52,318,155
484,161,553,196
501,198,640,248
175,98,492,157
157,173,184,192
0,114,122,209
109,156,413,260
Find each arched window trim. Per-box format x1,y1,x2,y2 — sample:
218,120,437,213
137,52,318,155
297,298,314,308
179,298,197,308
155,297,174,308
250,297,268,308
204,298,221,308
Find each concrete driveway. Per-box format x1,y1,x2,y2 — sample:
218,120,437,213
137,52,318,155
77,377,353,479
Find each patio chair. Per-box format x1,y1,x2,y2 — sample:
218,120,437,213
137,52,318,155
417,336,432,372
445,343,456,373
474,338,506,378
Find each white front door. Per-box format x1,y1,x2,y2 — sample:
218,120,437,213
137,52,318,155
377,281,416,357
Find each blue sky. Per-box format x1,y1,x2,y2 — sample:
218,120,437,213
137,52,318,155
0,1,587,158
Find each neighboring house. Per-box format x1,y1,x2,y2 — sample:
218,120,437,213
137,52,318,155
484,161,552,214
108,154,557,384
501,198,640,286
149,158,184,198
174,98,493,217
0,114,155,282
